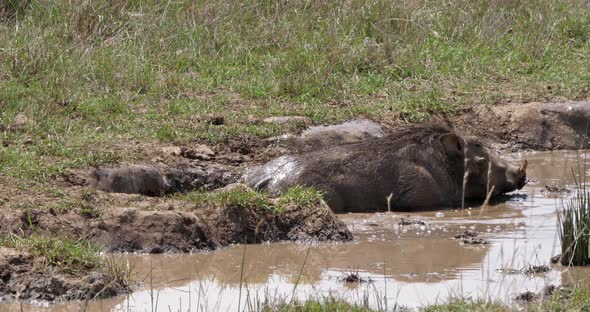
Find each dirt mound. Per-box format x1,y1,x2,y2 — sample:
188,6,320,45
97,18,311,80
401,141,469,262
450,101,590,151
0,247,127,302
202,197,353,247
1,192,351,254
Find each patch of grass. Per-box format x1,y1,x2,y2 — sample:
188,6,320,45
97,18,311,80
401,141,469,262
103,254,133,289
558,187,590,266
80,204,99,219
269,298,382,312
178,185,324,214
277,185,325,210
179,186,276,212
0,233,101,273
421,299,510,312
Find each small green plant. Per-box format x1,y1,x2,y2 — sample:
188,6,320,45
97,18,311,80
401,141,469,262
80,204,99,218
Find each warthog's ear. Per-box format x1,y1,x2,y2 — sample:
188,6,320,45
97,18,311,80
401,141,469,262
440,133,464,158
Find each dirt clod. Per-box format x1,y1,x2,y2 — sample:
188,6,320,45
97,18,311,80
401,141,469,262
454,230,479,239
397,218,426,226
162,146,182,156
181,145,215,160
541,185,570,195
515,291,539,303
208,115,225,125
461,237,488,245
522,264,551,275
550,254,562,264
340,268,371,284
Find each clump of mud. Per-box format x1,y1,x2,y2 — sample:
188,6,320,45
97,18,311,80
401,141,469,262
522,264,551,275
0,247,128,302
541,184,571,197
515,291,539,303
497,264,551,276
454,230,488,245
515,285,571,304
550,254,562,264
340,268,372,284
397,218,426,226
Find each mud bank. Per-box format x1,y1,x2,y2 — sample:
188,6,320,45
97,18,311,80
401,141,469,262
265,101,590,154
450,101,590,151
0,179,349,302
0,187,351,254
0,247,128,302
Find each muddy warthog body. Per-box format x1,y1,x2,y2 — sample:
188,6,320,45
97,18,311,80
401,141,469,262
245,124,527,213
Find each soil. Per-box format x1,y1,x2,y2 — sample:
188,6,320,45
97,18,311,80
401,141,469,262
0,247,128,302
448,101,590,152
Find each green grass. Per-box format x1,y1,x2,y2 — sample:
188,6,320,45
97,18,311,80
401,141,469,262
558,187,590,266
422,299,509,312
1,0,590,181
268,289,590,312
177,185,324,214
269,298,381,312
0,232,101,273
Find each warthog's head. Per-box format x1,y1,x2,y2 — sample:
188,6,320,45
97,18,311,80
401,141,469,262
440,134,527,200
464,139,528,199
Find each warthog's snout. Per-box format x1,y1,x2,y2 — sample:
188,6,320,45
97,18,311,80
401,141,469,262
501,159,528,194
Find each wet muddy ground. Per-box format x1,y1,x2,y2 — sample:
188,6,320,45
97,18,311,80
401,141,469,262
3,149,590,311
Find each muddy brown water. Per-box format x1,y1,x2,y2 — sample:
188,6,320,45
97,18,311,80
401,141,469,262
4,150,590,311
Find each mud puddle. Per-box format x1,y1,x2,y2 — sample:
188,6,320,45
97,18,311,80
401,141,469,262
4,150,590,311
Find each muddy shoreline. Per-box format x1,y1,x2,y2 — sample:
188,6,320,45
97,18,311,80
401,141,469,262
0,247,128,303
1,100,589,303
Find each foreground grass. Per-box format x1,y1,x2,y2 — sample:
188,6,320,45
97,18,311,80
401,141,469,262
1,0,590,181
559,187,590,266
270,298,380,312
269,288,590,312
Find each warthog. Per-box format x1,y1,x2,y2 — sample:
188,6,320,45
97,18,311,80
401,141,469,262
245,124,528,213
